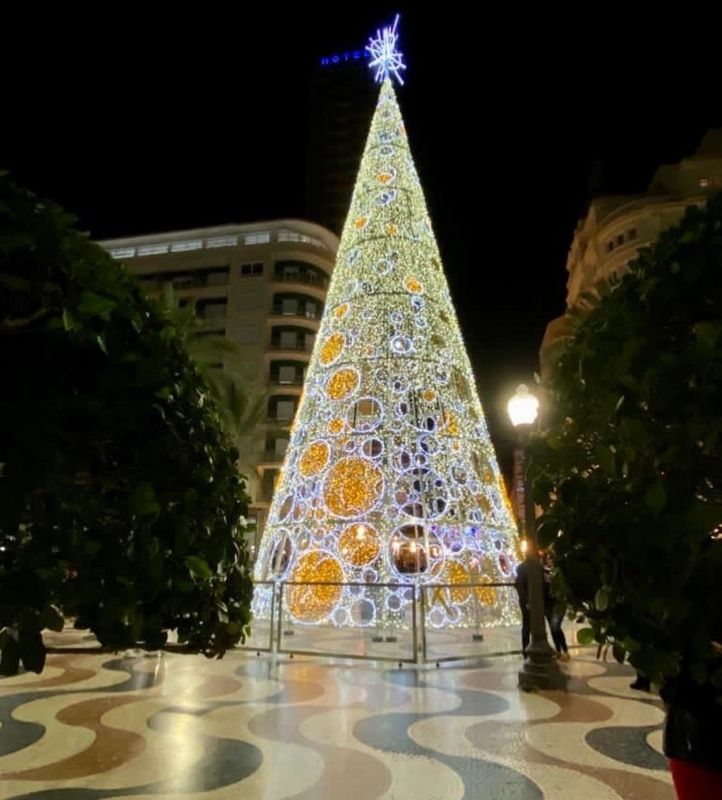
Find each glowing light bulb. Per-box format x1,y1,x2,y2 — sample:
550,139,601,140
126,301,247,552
507,384,539,427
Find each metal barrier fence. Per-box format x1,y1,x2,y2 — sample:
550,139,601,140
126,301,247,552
276,582,419,664
236,580,275,653
48,581,583,665
241,580,570,665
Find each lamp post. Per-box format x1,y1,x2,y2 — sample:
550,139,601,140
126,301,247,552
507,385,566,691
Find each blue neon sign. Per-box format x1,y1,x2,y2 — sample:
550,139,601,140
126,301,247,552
320,49,369,67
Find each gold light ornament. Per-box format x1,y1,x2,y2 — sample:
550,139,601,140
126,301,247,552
323,457,384,518
327,368,360,401
287,551,344,623
339,523,380,566
319,333,345,366
298,441,330,477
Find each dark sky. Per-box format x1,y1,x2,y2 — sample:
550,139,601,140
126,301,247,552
4,7,720,468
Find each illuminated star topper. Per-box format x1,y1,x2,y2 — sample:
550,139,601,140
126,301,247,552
366,14,407,85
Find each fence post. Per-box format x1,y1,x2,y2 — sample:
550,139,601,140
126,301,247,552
269,581,278,655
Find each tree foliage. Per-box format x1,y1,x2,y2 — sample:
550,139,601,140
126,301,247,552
530,194,722,704
0,174,253,675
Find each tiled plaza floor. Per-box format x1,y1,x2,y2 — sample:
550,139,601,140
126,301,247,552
0,632,673,799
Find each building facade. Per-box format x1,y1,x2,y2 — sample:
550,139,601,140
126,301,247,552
542,129,722,372
99,220,339,556
306,49,377,234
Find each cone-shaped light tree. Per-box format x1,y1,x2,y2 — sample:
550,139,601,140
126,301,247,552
254,20,519,630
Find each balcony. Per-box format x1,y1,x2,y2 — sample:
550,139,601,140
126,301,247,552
264,351,311,366
267,312,320,331
268,382,303,397
277,271,327,287
270,274,328,301
258,448,288,469
271,304,320,318
268,342,313,353
138,267,229,294
268,341,313,351
264,416,295,428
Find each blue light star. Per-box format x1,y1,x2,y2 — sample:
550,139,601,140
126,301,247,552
366,14,407,85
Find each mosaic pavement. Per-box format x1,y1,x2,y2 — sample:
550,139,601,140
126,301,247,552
0,632,674,799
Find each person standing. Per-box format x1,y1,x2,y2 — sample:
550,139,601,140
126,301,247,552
542,552,570,661
514,559,531,656
630,672,651,691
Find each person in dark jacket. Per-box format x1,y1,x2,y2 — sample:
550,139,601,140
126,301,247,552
542,552,570,661
630,672,651,691
514,560,531,656
515,551,570,660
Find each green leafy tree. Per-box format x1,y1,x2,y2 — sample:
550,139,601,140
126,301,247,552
530,194,722,706
0,174,253,675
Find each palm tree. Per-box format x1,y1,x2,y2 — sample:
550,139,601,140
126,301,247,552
159,287,266,444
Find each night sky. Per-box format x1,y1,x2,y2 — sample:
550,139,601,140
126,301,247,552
4,8,720,468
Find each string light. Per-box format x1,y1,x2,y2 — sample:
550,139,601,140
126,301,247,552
253,77,520,630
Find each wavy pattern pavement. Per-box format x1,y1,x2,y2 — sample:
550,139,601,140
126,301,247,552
0,637,673,799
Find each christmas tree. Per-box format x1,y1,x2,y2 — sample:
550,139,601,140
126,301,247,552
253,21,519,630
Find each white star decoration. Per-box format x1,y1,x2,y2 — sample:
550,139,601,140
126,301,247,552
366,14,407,85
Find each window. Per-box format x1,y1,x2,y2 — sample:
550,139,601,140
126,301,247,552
241,262,264,277
265,434,289,457
206,235,238,248
171,274,196,288
198,300,227,321
194,329,224,339
280,331,298,349
109,247,136,259
278,365,297,384
206,270,228,285
138,265,229,289
138,243,169,256
607,241,614,253
700,178,710,188
615,234,624,247
245,232,270,245
281,298,299,315
274,260,328,288
170,239,203,253
627,228,637,240
276,400,295,421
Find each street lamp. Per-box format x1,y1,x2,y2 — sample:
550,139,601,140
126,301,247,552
507,384,566,691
